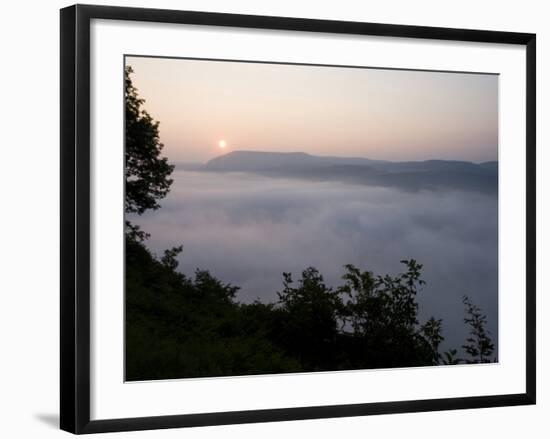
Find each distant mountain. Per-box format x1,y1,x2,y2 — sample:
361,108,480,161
479,161,498,172
205,150,387,171
203,151,498,194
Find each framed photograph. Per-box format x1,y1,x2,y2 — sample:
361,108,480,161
60,4,536,434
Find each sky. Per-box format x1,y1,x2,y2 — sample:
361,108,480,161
126,56,498,163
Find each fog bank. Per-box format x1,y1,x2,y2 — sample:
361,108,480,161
131,169,498,355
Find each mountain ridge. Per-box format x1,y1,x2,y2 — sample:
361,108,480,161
201,150,498,194
205,150,496,169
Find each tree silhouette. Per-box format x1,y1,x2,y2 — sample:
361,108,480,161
125,65,174,217
462,295,495,363
160,245,183,271
338,260,443,368
276,268,344,370
126,236,496,379
441,349,461,365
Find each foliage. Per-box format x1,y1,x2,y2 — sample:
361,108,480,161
441,349,461,365
126,235,495,380
125,65,174,215
336,260,443,368
125,237,302,380
462,295,495,363
160,245,183,271
276,268,345,370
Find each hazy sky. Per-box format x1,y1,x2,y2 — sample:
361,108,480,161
126,56,498,163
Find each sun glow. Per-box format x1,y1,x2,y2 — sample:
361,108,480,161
218,140,227,149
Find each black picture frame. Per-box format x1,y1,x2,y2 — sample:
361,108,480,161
60,4,536,434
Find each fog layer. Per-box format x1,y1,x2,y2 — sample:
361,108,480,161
132,169,498,354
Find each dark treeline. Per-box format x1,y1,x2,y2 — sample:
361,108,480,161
126,236,494,380
124,65,495,381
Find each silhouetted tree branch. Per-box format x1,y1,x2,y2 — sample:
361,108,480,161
125,65,174,217
462,295,495,363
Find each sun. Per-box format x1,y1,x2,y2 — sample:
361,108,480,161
218,140,227,149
